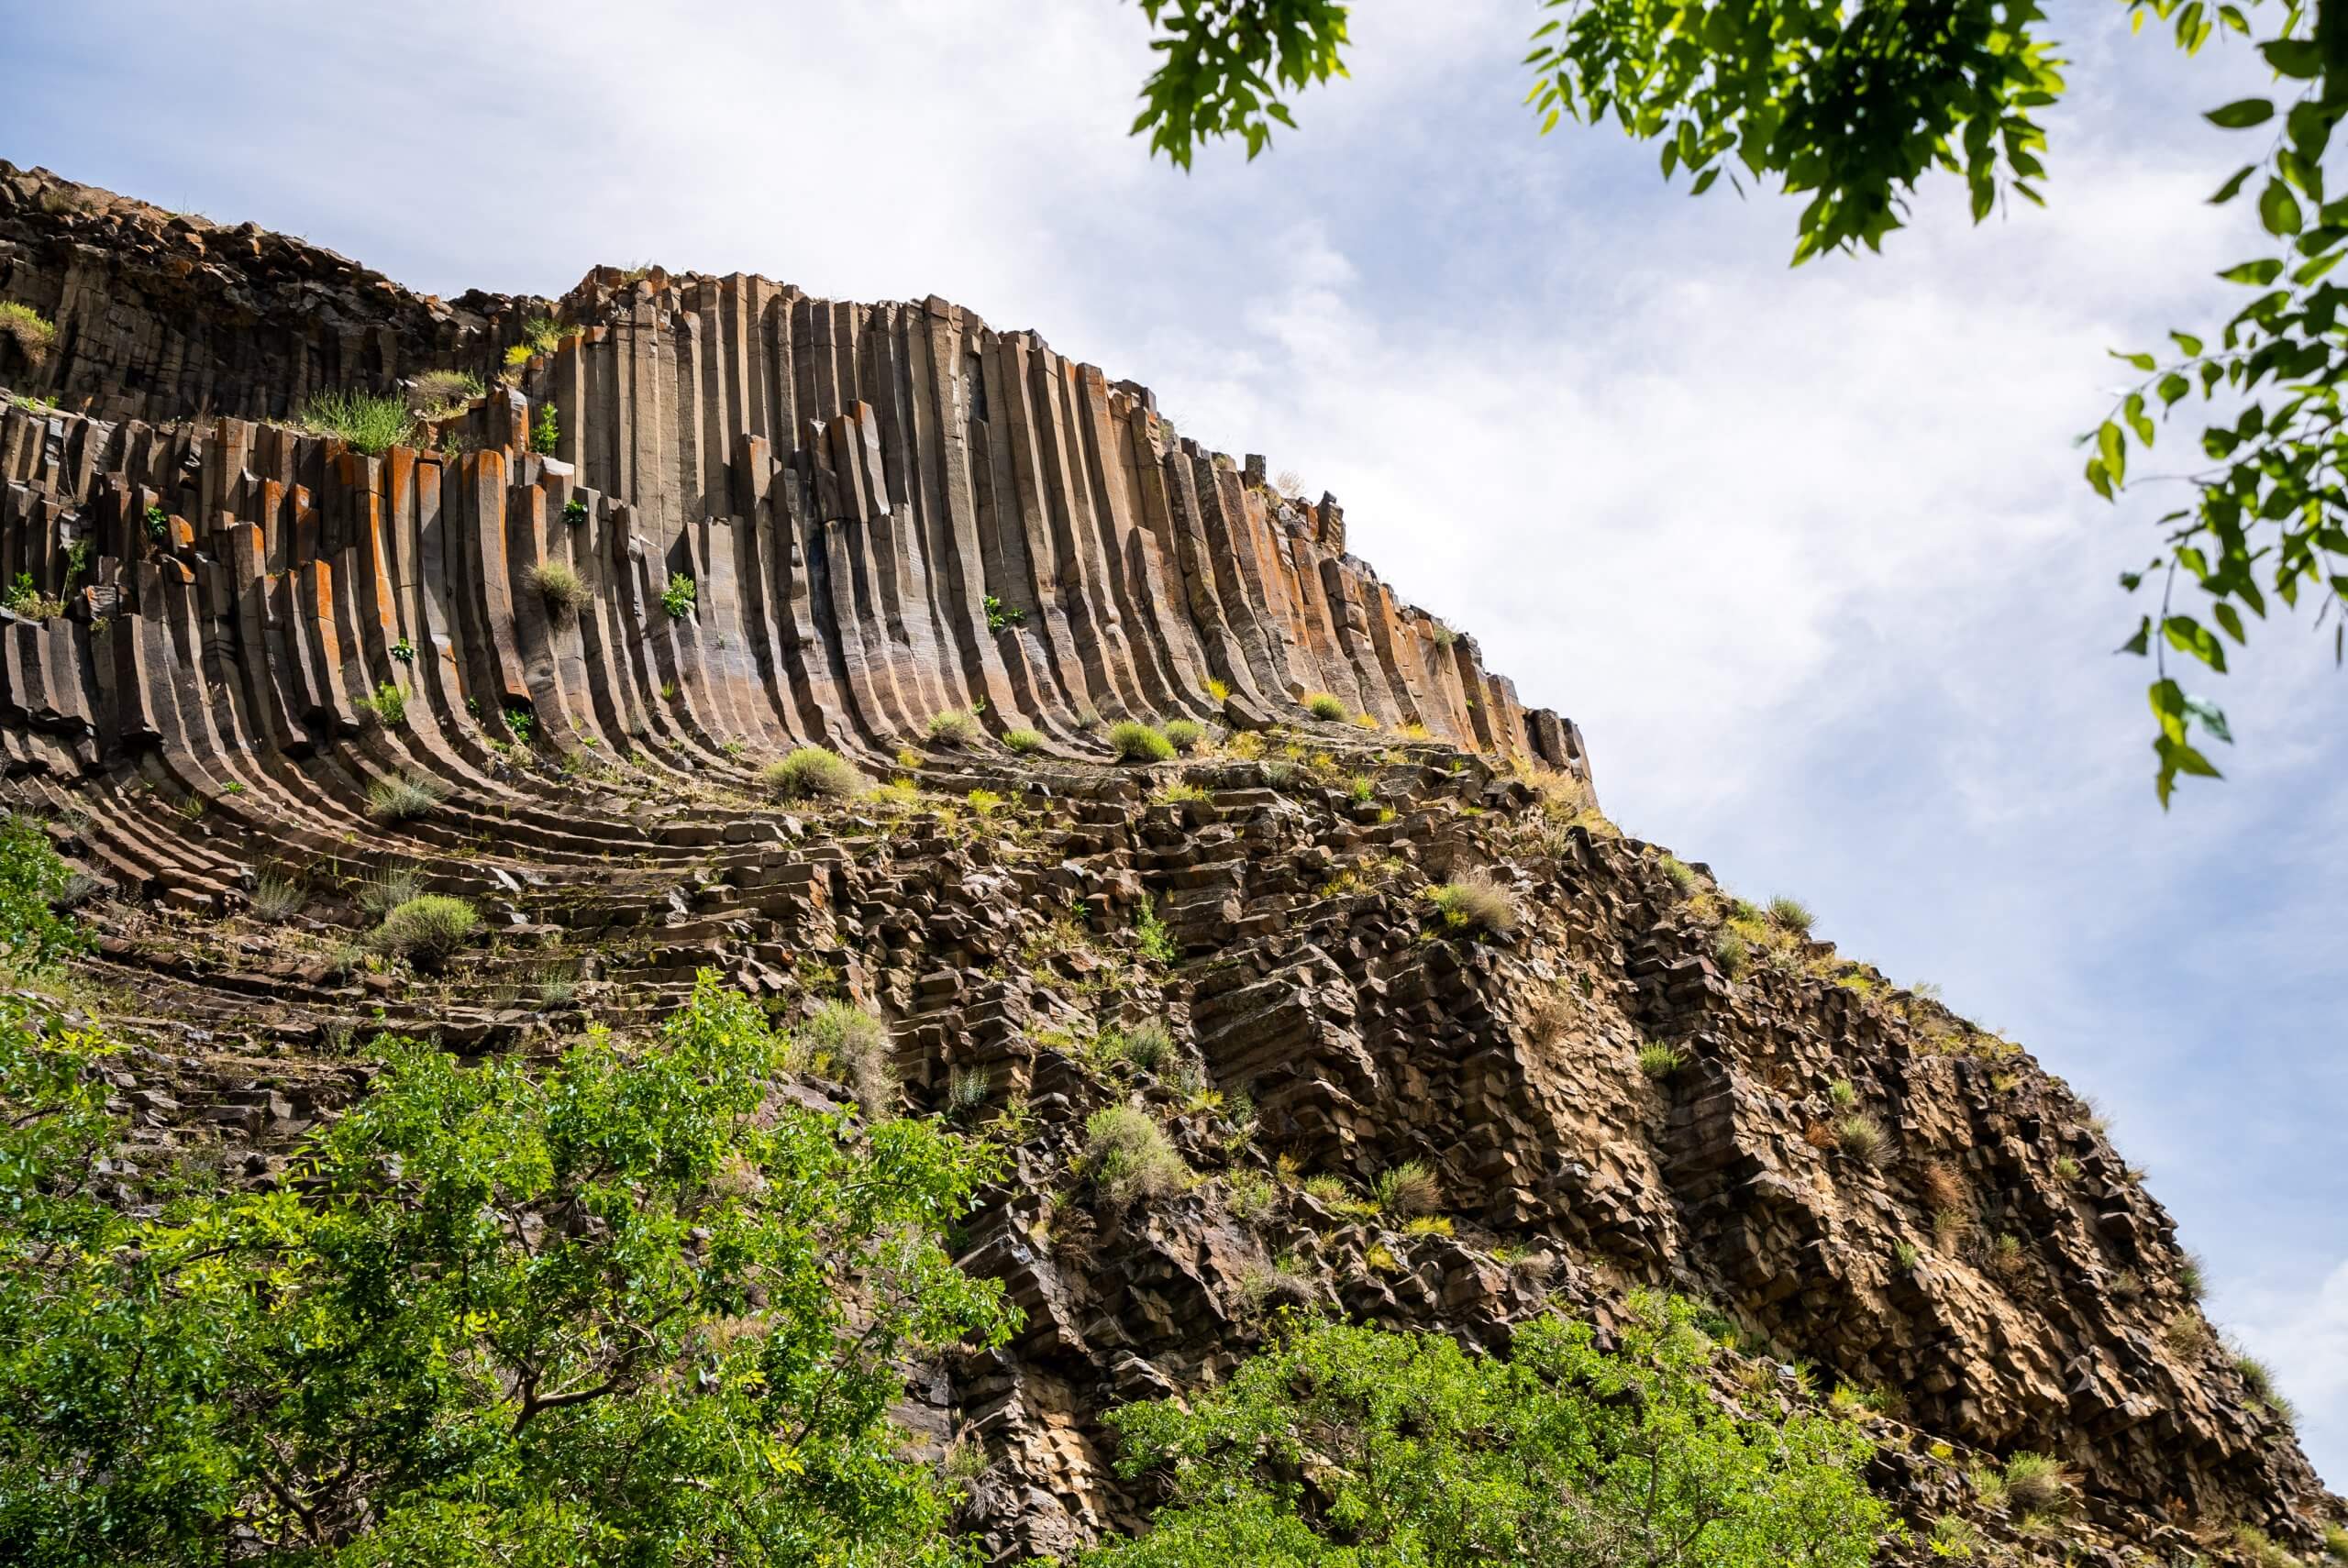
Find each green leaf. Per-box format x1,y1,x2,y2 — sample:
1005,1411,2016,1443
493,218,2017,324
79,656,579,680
2099,421,2127,486
2209,165,2256,204
2205,99,2275,129
2182,692,2233,742
2157,371,2191,405
2260,39,2322,77
2219,259,2285,285
2110,349,2158,371
2170,331,2205,356
2163,614,2228,671
2261,179,2304,236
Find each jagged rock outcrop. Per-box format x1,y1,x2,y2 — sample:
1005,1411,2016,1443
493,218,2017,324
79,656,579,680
0,161,2335,1566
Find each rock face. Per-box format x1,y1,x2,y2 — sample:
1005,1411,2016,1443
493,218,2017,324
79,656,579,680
0,160,2335,1565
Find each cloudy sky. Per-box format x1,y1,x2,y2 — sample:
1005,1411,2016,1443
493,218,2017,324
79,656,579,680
8,0,2343,1485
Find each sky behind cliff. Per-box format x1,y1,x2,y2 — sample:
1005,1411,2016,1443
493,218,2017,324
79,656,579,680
6,0,2343,1485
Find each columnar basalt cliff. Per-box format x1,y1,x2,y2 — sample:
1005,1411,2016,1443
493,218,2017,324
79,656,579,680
0,161,2336,1565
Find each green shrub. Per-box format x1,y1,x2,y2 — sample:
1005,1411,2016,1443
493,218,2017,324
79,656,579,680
373,893,478,961
1659,854,1700,894
365,773,448,822
661,572,697,619
363,769,446,821
1301,691,1348,722
0,813,85,972
762,746,866,801
298,390,414,455
1372,1159,1440,1220
0,301,56,365
982,593,1025,631
1162,718,1205,753
1107,720,1175,763
1999,1452,2071,1516
529,402,560,454
1638,1042,1686,1081
410,369,482,415
526,559,592,618
1430,872,1516,936
1085,1102,1190,1205
249,875,305,922
1135,896,1178,964
355,680,406,727
997,726,1041,755
1089,1293,1889,1568
1834,1113,1888,1165
0,973,1011,1566
1827,1078,1858,1110
2321,1523,2348,1561
1711,927,1750,978
925,708,980,747
803,999,895,1110
1123,1018,1176,1073
1767,895,1815,936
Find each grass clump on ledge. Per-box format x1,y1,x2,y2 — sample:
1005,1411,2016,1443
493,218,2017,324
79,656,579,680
762,745,866,802
925,708,981,748
661,571,697,619
1638,1042,1687,1081
1085,1101,1190,1206
1767,895,1816,937
1002,726,1042,755
366,772,449,823
1107,720,1175,763
525,560,592,618
297,390,414,456
802,999,895,1110
1833,1112,1888,1165
409,369,483,416
1430,870,1516,936
0,301,57,364
1372,1159,1441,1220
373,893,478,963
1301,690,1348,722
1161,717,1205,753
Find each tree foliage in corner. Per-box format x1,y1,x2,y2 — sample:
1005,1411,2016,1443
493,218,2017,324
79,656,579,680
1127,0,2348,804
1080,1293,1891,1567
0,972,1015,1566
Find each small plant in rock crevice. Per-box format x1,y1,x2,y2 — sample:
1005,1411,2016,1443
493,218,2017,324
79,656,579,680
1301,691,1347,722
762,746,866,802
562,497,589,525
1373,1159,1441,1220
1133,896,1178,965
373,893,478,965
1430,871,1515,936
529,403,560,454
1083,1102,1190,1206
1637,1042,1686,1081
925,708,981,748
525,561,591,620
355,681,406,727
1002,727,1042,755
298,390,413,456
1107,720,1174,763
983,594,1024,631
661,572,697,619
365,772,447,823
0,301,57,364
1162,717,1205,753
